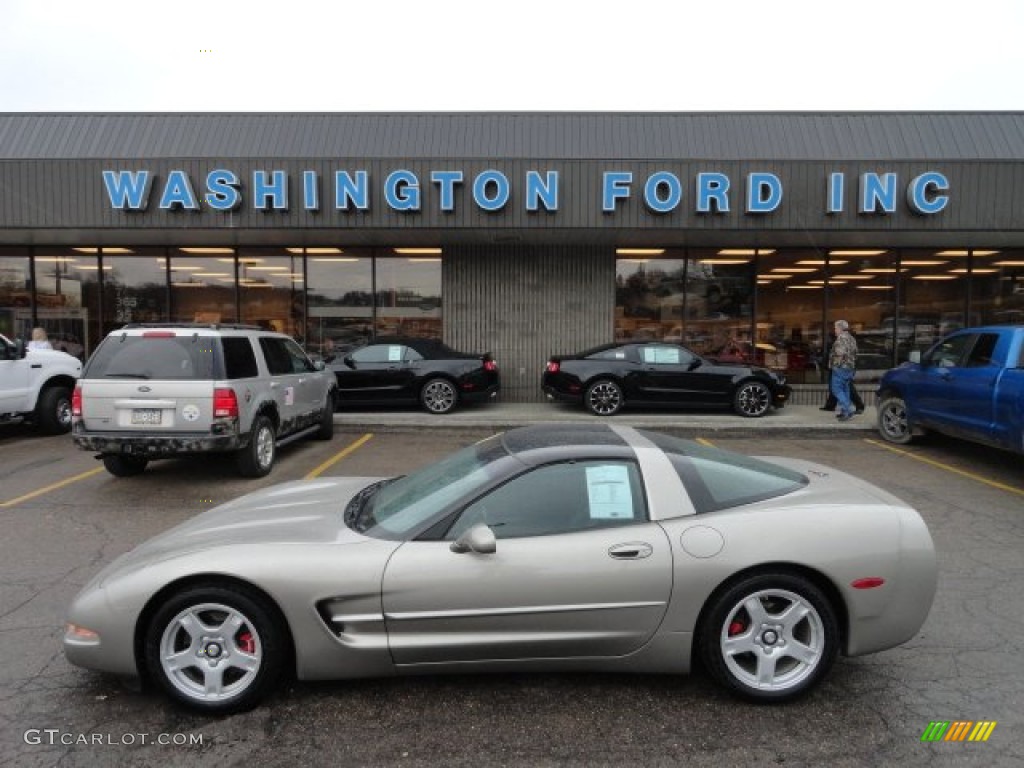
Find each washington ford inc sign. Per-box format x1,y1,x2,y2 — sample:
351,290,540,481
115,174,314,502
101,168,951,217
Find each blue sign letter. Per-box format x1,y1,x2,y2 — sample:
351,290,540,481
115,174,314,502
907,171,949,215
205,169,241,211
473,170,510,211
827,172,844,214
253,170,288,211
385,170,421,211
643,172,682,214
159,170,200,211
526,170,559,212
747,173,782,213
303,171,319,212
603,172,632,213
102,170,152,210
431,171,463,212
859,173,897,214
696,172,730,213
335,171,370,211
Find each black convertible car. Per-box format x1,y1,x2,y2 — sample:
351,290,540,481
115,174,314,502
542,342,790,417
331,337,500,414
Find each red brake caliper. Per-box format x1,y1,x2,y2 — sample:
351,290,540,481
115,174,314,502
728,620,746,637
238,631,256,654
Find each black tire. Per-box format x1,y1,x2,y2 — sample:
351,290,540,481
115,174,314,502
237,415,276,478
102,454,149,477
585,379,623,416
316,395,335,440
877,395,914,445
700,573,839,702
420,378,458,414
144,583,288,715
733,380,772,418
36,386,72,435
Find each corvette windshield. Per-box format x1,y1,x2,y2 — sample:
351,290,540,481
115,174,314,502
352,434,510,538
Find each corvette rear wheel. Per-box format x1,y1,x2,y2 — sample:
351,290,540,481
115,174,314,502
877,395,913,445
585,380,623,416
733,380,771,417
700,573,838,702
144,584,287,714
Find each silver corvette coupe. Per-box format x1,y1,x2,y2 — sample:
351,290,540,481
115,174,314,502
64,424,937,714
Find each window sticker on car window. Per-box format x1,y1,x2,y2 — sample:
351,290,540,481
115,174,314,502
284,386,294,406
615,351,626,359
388,346,403,362
586,465,633,520
643,346,680,365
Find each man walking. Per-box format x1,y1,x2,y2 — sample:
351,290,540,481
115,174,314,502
829,319,858,421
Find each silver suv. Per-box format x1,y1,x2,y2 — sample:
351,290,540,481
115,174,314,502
72,324,336,478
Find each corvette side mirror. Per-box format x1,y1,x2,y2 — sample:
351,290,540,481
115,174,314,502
450,523,497,554
343,355,355,368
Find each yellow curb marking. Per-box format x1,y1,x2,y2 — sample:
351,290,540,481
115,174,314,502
696,437,715,447
864,438,1024,498
305,433,374,479
0,466,106,508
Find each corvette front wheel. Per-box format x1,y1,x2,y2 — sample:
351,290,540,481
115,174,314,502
144,583,287,714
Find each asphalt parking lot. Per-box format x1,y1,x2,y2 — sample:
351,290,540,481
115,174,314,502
1,417,1022,768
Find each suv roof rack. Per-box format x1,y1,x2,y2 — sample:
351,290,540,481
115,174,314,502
119,323,264,331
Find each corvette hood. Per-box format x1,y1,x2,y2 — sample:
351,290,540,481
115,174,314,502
105,476,386,574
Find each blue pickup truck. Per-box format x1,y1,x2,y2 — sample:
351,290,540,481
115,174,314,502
876,325,1024,455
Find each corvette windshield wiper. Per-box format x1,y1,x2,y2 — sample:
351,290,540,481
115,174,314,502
344,479,390,531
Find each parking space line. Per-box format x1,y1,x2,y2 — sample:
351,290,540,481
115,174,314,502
696,438,715,447
305,433,374,479
0,466,106,509
864,438,1024,498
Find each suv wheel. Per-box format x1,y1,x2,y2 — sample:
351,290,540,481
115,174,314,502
316,396,334,440
237,416,276,478
102,454,149,477
36,386,73,435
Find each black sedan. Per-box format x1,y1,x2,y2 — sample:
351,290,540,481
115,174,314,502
542,342,790,417
331,337,500,414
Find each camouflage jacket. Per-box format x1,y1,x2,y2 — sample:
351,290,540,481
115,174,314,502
830,331,858,370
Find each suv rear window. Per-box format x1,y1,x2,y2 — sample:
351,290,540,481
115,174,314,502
84,335,222,380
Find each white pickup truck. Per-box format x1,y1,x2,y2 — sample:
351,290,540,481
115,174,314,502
0,333,82,434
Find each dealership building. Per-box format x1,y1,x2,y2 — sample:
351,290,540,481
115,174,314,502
1,112,1022,401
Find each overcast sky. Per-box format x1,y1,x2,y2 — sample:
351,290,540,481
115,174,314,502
2,0,1022,112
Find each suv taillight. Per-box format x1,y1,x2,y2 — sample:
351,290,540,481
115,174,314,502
546,361,560,373
213,388,238,419
71,383,82,420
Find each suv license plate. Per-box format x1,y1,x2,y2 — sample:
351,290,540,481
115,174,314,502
131,408,162,425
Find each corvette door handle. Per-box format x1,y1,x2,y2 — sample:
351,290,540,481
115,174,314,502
608,542,653,560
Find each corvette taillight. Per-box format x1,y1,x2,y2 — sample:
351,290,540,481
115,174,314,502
71,383,83,420
546,361,560,373
213,388,238,419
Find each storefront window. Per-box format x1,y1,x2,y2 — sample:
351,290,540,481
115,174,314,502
755,249,826,382
687,248,754,360
169,248,238,325
376,254,442,338
898,248,965,361
827,249,900,374
101,248,168,337
614,252,686,343
33,247,99,360
964,249,1024,327
305,248,373,359
0,248,30,340
238,248,304,342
